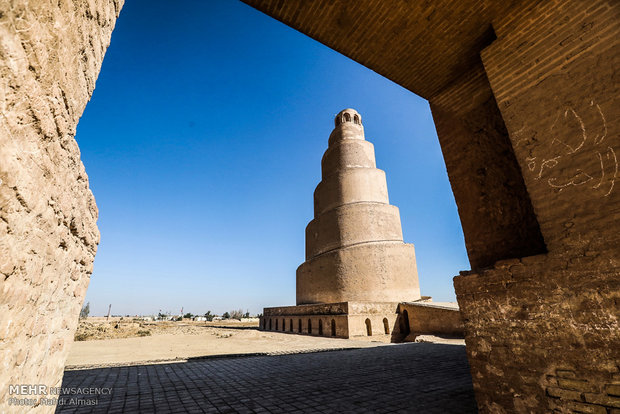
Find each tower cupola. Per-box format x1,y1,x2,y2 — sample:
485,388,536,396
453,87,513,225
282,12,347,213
334,108,362,127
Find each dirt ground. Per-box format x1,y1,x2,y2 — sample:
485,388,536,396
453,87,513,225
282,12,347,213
73,317,257,341
67,318,464,369
66,318,393,369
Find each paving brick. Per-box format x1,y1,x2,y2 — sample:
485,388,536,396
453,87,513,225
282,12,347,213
55,343,475,413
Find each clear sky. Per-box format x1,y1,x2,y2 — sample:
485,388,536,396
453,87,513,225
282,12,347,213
77,0,470,317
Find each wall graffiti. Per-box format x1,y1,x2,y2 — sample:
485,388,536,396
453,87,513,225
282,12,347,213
520,100,617,197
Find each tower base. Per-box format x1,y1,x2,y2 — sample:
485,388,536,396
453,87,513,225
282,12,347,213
260,300,465,341
260,301,405,339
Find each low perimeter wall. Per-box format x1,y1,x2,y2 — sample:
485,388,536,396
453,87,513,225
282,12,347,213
400,302,465,337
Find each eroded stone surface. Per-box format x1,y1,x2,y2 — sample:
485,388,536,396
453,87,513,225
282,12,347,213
0,1,123,412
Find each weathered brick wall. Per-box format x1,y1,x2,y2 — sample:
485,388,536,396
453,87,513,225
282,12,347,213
430,63,546,269
400,303,464,338
456,256,620,412
455,0,620,412
0,1,122,411
483,0,620,254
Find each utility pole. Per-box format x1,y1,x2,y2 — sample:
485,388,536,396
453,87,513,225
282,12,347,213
106,304,112,321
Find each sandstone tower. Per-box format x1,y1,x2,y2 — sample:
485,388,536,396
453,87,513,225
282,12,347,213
297,108,421,305
262,109,422,338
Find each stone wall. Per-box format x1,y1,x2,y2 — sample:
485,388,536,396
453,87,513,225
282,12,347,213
261,302,400,339
400,303,464,338
264,301,463,340
456,255,620,412
0,1,123,411
261,303,351,338
347,302,399,337
430,63,546,269
261,314,350,338
454,0,620,412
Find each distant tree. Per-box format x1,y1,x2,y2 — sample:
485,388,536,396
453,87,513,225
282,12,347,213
79,302,90,319
222,312,230,319
243,310,250,318
157,312,169,320
204,311,214,322
229,309,244,320
176,316,183,321
256,313,263,318
183,312,193,319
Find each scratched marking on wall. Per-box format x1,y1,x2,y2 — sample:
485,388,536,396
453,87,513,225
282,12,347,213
519,100,617,197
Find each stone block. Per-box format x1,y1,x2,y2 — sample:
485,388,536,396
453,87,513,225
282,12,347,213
584,393,620,408
558,379,600,394
546,386,582,401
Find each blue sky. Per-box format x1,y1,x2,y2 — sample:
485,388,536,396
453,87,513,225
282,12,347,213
77,0,469,316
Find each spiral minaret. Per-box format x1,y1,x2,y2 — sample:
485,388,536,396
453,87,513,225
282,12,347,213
296,108,421,305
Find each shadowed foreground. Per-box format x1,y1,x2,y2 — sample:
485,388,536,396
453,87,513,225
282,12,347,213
56,343,476,413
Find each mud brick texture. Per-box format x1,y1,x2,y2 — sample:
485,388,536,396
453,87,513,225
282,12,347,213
0,1,123,412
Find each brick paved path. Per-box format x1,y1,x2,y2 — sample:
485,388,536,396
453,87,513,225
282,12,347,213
55,343,476,413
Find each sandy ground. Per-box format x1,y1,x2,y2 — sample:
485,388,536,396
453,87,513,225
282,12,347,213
72,318,255,341
67,319,464,369
66,320,393,369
